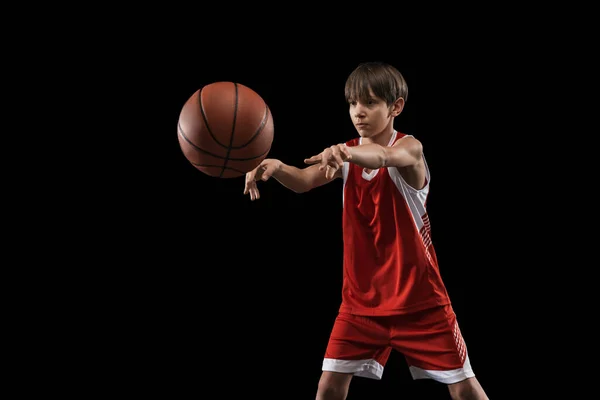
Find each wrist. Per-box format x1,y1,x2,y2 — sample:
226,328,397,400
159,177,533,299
272,159,283,177
346,145,355,162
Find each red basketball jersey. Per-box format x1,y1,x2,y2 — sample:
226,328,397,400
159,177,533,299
339,131,451,316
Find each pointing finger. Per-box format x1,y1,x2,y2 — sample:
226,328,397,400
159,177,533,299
304,155,321,164
320,150,330,171
332,152,344,167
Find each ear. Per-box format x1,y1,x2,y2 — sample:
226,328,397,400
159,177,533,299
392,97,405,117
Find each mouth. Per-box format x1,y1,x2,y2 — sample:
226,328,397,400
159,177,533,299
356,123,368,127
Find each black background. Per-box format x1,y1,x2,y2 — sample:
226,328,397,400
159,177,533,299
104,51,506,399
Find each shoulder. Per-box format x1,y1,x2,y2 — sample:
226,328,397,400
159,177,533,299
392,132,423,154
392,132,418,144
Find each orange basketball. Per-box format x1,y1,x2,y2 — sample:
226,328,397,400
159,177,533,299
177,81,274,178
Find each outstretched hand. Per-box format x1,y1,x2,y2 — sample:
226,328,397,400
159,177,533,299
304,144,352,179
243,158,280,201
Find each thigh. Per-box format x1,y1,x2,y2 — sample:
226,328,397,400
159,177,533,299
322,313,392,380
448,376,488,398
317,371,354,397
390,305,475,384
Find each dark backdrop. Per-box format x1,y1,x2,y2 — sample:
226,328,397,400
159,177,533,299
111,54,502,400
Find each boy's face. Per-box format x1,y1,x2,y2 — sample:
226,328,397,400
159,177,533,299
348,90,393,138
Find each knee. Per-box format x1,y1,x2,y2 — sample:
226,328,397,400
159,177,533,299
449,385,473,400
316,384,347,400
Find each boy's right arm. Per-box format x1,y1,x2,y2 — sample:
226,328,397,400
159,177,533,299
244,158,341,201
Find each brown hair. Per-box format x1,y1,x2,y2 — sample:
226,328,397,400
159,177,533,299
344,62,408,106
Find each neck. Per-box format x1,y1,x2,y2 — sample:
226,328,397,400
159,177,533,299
362,126,395,147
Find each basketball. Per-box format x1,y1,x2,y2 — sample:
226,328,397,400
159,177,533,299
177,81,274,178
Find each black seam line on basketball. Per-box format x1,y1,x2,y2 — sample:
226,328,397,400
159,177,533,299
198,86,229,149
178,123,270,161
229,105,270,149
190,164,247,174
197,84,269,150
220,82,238,178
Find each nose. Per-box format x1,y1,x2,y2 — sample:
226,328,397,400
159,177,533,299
354,105,366,119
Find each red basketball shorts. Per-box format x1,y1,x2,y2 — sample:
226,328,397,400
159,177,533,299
322,304,475,384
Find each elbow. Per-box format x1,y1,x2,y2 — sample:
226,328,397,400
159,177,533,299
297,183,317,193
292,183,312,194
294,170,320,193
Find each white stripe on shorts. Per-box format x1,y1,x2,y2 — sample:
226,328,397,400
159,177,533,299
322,358,384,380
409,355,475,384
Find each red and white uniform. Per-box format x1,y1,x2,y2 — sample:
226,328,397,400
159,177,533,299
322,131,475,384
339,130,450,316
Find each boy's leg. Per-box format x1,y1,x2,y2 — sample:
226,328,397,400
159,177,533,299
448,377,489,400
390,305,476,385
316,371,353,400
317,312,392,399
321,312,391,380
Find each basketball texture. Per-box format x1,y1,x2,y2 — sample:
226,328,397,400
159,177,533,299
177,81,274,178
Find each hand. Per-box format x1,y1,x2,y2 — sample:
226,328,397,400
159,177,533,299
243,158,281,201
304,144,352,180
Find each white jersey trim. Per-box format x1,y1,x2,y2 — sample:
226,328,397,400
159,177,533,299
341,130,399,206
387,142,430,232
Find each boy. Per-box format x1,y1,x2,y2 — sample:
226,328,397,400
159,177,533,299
244,62,488,400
